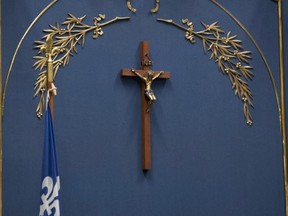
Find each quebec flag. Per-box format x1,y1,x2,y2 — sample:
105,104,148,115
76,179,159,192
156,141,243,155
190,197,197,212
39,104,61,216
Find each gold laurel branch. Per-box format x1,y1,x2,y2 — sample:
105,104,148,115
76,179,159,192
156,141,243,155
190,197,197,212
158,18,254,126
1,0,59,118
33,14,130,118
210,0,280,117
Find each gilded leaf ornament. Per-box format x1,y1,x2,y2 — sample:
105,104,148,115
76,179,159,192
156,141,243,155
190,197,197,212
158,18,254,126
33,14,130,118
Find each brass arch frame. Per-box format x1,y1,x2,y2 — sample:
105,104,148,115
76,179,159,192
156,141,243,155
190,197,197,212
0,0,2,214
0,1,287,216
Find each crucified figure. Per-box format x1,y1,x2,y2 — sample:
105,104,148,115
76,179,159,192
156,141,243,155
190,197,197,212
132,69,163,112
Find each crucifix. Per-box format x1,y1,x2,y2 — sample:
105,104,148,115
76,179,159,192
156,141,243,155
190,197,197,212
121,41,170,171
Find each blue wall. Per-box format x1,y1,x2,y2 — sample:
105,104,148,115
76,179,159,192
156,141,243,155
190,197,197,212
2,0,288,215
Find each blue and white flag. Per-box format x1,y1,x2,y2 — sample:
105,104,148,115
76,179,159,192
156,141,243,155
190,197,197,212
39,104,61,216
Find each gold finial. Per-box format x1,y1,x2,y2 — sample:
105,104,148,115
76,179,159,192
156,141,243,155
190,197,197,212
45,35,54,83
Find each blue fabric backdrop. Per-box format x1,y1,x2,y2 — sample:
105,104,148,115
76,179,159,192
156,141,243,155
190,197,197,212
2,0,288,215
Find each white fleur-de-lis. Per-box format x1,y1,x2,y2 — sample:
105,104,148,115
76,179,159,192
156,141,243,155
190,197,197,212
39,176,60,216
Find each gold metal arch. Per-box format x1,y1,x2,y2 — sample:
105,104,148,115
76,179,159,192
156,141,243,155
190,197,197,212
0,1,59,215
275,0,288,214
0,0,2,215
0,1,287,216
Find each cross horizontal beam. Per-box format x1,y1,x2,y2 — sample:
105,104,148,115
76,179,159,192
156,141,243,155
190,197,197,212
121,69,171,79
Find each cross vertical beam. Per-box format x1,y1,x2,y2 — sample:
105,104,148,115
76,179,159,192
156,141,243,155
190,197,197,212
121,41,170,171
141,41,152,170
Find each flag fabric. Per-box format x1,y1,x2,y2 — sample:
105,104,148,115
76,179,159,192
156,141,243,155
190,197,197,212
39,104,61,216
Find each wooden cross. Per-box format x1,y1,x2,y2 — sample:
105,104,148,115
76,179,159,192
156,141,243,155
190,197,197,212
121,41,170,171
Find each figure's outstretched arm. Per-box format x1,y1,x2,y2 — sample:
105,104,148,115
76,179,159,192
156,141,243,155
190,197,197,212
132,69,146,81
152,71,163,80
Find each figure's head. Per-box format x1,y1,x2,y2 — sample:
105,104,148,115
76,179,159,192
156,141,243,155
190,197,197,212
147,70,154,77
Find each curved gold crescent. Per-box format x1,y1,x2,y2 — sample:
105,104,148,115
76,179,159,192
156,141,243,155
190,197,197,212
127,0,136,13
150,0,160,13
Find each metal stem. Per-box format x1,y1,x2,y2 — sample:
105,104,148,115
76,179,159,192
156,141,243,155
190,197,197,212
0,0,2,214
276,0,288,215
